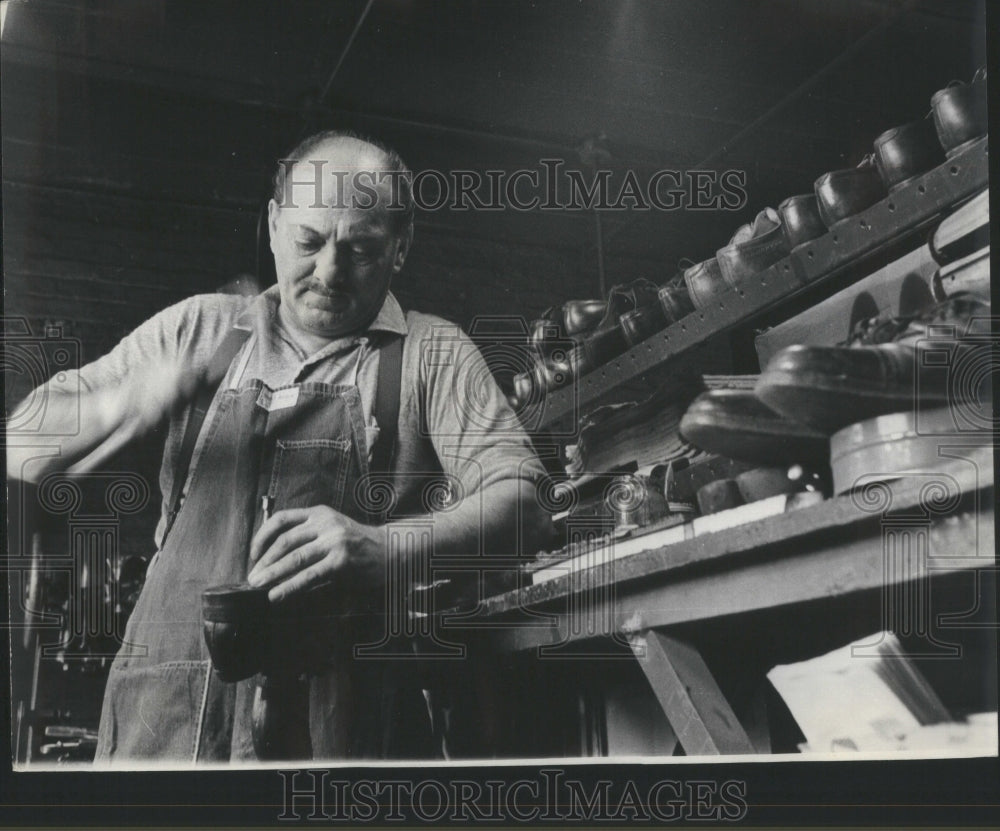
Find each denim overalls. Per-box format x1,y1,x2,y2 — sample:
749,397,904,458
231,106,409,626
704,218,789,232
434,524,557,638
95,333,431,763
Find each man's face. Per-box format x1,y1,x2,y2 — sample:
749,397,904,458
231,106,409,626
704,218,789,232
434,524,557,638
268,140,410,343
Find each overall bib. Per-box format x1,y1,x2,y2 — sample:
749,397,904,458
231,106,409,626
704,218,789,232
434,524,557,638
95,333,431,763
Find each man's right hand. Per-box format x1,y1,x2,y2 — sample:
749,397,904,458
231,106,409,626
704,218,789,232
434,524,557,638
6,356,205,483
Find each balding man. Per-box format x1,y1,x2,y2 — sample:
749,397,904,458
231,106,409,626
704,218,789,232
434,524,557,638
8,131,550,763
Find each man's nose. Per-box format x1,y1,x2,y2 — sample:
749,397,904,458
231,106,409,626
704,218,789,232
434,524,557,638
313,242,346,286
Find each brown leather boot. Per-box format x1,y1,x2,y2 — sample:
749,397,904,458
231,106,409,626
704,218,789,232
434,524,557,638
756,294,994,433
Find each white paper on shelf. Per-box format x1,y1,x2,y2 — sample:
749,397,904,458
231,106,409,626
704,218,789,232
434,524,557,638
533,492,824,585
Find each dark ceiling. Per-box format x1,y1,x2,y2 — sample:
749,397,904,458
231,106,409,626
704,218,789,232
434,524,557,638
2,0,989,280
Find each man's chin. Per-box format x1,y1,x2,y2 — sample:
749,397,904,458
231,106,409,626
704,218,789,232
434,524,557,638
299,307,370,340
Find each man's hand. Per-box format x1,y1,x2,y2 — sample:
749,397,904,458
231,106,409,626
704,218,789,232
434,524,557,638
246,506,382,603
8,356,207,483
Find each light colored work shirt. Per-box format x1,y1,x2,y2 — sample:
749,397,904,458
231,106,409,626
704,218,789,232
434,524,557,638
63,286,546,548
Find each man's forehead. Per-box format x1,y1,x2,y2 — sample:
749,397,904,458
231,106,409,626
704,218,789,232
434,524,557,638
279,203,392,234
280,139,399,215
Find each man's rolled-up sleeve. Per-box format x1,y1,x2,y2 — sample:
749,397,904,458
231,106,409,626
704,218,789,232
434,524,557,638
419,323,547,499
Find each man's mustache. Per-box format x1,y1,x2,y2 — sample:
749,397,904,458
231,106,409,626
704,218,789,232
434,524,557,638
304,283,350,297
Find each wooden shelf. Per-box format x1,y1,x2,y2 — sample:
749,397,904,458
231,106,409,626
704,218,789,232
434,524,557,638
438,449,994,653
534,137,989,431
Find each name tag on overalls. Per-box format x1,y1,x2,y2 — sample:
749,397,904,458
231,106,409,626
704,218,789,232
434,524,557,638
257,386,300,412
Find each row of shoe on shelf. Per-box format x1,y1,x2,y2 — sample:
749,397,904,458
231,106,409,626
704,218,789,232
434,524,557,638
509,68,988,411
678,256,992,509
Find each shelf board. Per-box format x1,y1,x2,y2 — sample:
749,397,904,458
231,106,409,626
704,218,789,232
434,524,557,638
449,451,995,653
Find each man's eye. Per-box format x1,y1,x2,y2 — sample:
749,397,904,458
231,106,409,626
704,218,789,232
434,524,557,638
295,239,321,253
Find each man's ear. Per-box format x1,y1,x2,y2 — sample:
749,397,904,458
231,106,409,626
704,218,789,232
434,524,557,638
267,199,281,255
392,224,413,274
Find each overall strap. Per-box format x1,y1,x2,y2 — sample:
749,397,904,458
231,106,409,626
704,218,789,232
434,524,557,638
370,334,404,475
164,327,252,538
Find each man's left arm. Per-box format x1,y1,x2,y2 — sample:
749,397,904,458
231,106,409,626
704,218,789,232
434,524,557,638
248,478,545,601
248,323,552,602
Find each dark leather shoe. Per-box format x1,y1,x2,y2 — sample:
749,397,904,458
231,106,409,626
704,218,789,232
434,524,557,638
932,71,988,157
658,273,695,321
779,194,827,249
696,478,744,515
717,207,789,286
756,294,993,433
874,117,945,192
679,389,828,464
570,278,658,366
531,300,605,353
683,256,727,309
562,299,607,336
814,160,886,228
620,302,669,347
597,279,660,332
734,467,805,503
582,323,628,367
533,355,571,394
756,343,928,433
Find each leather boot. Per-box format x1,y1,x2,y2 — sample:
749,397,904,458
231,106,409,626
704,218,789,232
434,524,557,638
562,299,607,337
931,70,988,157
658,272,695,322
873,117,945,192
620,302,668,347
756,294,993,433
779,194,827,249
814,158,886,228
717,207,789,287
683,256,727,309
679,388,829,465
696,478,744,515
581,278,658,365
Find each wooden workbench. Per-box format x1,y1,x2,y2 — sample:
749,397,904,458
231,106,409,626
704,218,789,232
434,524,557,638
434,448,996,756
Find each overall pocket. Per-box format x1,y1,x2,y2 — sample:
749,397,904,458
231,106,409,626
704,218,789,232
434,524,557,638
268,438,352,512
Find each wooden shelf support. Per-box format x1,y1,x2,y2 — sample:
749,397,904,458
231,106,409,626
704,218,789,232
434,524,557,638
629,628,755,755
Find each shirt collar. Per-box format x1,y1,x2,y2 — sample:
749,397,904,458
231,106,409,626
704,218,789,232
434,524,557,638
235,285,408,338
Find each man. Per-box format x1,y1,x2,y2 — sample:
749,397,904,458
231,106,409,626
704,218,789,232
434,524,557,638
8,131,550,763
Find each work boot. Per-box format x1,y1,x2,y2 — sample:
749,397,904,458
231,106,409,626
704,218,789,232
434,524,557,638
755,294,994,434
679,388,829,465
